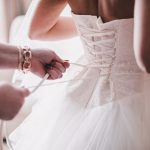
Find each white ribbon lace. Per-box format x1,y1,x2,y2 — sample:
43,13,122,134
78,25,117,76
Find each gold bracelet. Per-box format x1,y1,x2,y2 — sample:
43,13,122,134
22,46,32,74
17,46,32,73
17,46,23,71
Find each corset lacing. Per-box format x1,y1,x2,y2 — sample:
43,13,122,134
78,24,117,77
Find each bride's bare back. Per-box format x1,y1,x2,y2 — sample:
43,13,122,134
68,0,135,22
29,0,150,73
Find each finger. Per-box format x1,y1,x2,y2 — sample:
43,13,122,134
53,67,63,77
54,62,66,73
45,61,56,70
53,52,64,63
47,69,62,80
48,70,58,80
48,69,62,80
63,61,70,68
48,74,63,80
19,88,30,97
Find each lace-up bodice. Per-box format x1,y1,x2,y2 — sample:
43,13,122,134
79,27,116,76
72,13,142,76
71,13,144,105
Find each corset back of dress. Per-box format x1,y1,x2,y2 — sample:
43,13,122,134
71,13,144,106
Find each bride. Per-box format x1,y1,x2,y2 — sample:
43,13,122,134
10,0,150,150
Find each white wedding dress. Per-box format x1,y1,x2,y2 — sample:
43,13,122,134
10,13,150,150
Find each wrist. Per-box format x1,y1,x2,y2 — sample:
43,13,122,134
9,50,19,69
0,45,19,69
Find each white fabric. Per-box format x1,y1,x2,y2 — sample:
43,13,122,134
10,12,150,150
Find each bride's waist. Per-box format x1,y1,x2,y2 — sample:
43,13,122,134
81,62,142,75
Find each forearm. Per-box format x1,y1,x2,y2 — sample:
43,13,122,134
28,0,78,41
29,17,78,41
134,0,150,72
0,43,18,69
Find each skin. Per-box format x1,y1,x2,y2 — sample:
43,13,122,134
0,42,69,120
68,0,135,21
0,82,30,120
29,0,135,40
29,0,150,73
0,43,69,79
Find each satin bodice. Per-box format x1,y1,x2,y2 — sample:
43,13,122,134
71,13,144,105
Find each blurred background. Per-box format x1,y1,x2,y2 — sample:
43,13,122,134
0,1,35,149
0,0,31,42
0,1,83,149
0,0,31,82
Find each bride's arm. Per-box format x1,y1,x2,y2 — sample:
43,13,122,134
28,0,78,41
134,0,150,73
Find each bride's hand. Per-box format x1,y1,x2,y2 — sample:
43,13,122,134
30,48,69,80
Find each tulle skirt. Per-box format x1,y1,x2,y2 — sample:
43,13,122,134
10,59,150,150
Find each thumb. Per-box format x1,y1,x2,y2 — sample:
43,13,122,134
19,88,30,97
54,54,70,68
63,61,70,68
54,53,64,63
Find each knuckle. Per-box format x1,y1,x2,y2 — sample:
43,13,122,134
51,51,56,55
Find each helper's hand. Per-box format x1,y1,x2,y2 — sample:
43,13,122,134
30,49,70,80
0,82,30,120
